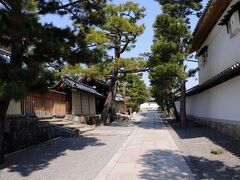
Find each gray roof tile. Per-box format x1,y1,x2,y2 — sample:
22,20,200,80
63,76,105,98
0,49,11,63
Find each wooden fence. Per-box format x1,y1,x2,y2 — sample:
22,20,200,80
22,91,66,117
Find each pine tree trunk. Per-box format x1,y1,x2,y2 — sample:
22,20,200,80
123,87,126,114
111,81,117,122
101,70,118,125
101,45,121,125
0,99,10,165
172,102,179,121
180,79,187,128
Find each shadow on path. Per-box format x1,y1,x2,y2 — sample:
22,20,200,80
169,119,240,159
168,119,240,179
1,137,105,177
138,149,240,179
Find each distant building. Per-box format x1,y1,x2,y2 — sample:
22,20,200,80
79,77,109,114
52,76,105,116
140,102,159,111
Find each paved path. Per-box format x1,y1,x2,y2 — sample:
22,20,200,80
0,128,135,180
169,119,240,179
0,111,194,180
95,111,194,180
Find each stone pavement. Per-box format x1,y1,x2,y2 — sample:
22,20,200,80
0,135,127,180
95,111,195,180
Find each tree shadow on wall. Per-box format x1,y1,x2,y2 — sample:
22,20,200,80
0,137,105,177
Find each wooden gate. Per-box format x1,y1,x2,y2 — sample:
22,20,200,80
22,91,66,117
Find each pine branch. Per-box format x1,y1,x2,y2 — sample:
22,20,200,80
120,34,137,54
38,0,81,15
120,68,150,74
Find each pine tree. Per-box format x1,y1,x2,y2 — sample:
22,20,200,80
70,1,147,124
0,0,106,164
149,0,202,127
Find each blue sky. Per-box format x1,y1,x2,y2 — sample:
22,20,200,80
41,0,208,89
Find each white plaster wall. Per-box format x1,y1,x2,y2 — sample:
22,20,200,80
72,91,81,115
7,100,21,115
184,75,240,121
81,92,89,115
198,0,240,84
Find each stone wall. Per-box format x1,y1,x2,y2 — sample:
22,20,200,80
66,113,130,126
66,114,102,126
187,115,240,140
4,116,57,154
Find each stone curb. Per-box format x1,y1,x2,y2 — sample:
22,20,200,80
94,127,138,180
4,137,62,158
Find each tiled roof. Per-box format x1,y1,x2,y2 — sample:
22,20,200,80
186,61,240,96
193,0,212,35
191,0,231,52
219,1,240,26
0,48,10,63
63,76,105,98
95,79,109,87
79,77,109,87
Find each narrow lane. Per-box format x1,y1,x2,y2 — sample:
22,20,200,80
96,111,194,180
0,111,194,180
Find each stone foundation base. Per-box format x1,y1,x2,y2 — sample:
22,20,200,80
65,114,102,125
187,115,240,139
4,116,61,154
65,113,130,126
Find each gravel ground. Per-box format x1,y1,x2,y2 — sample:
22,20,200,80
168,120,240,180
0,135,127,180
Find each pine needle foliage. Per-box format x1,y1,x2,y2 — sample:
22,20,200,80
0,0,106,164
149,0,202,126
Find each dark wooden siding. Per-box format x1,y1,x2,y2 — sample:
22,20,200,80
22,92,66,117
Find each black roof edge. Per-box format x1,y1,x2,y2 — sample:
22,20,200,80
0,48,11,56
219,1,240,26
64,76,96,90
193,0,213,35
79,77,109,87
197,46,208,57
186,61,240,96
63,76,105,98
